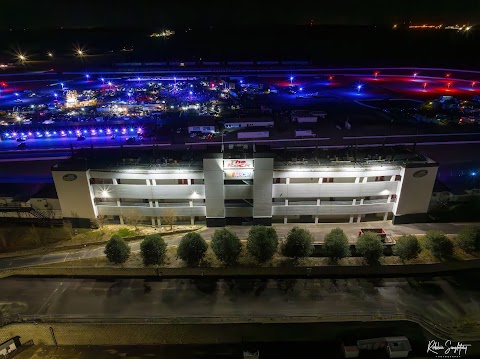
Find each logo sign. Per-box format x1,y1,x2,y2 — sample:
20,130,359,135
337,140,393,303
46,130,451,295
413,169,428,178
224,170,254,179
427,340,471,357
224,159,254,169
62,174,78,181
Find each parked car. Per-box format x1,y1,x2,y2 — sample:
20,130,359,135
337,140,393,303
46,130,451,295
17,142,27,148
126,136,136,143
77,136,86,141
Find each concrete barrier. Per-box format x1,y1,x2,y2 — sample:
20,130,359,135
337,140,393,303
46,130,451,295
1,259,480,279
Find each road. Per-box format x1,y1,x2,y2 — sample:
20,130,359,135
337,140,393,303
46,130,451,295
0,273,479,328
0,221,476,270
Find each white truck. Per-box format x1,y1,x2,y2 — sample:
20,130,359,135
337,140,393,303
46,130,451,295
295,129,316,137
237,131,269,139
310,111,327,118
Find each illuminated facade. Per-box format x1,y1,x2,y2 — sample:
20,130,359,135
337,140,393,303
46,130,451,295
52,149,438,227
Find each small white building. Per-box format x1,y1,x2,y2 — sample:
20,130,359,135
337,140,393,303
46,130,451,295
187,117,217,134
291,110,317,123
224,117,274,129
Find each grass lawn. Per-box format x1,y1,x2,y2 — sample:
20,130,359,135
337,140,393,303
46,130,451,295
0,224,203,258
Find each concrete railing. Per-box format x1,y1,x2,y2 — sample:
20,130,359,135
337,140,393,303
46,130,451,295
2,258,480,279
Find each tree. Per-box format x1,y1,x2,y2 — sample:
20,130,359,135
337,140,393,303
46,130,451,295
104,234,130,264
282,227,314,259
246,226,278,263
63,220,74,239
26,225,41,246
162,208,177,231
123,210,144,232
455,226,480,253
425,230,453,258
356,232,384,264
177,232,208,266
94,215,108,232
211,228,242,265
323,227,350,262
394,234,422,261
140,234,167,266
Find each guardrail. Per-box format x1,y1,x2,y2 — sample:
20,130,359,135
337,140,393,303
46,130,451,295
2,312,478,341
1,258,480,279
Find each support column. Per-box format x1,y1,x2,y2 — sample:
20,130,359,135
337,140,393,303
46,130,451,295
285,199,289,206
355,177,361,184
315,216,319,224
286,178,290,184
317,199,320,205
187,178,192,185
318,178,323,183
146,179,155,226
362,177,368,183
190,216,195,225
204,155,226,227
350,198,357,223
253,156,274,226
284,217,288,224
357,198,364,223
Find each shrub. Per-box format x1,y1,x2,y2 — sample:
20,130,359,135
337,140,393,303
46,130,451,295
425,230,453,258
211,228,242,265
356,232,384,264
140,234,167,266
323,227,350,261
282,227,314,259
104,234,130,264
116,227,136,238
394,234,422,261
455,226,480,253
177,232,208,266
246,226,279,263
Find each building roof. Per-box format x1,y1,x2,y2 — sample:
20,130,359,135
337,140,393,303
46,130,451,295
54,145,436,173
31,183,58,199
0,183,52,202
223,117,274,123
186,116,216,126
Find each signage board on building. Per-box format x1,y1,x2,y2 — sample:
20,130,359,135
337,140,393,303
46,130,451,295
223,159,254,169
413,170,428,178
62,174,78,181
224,170,254,179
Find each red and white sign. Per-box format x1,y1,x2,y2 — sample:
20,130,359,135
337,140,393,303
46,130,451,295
223,159,254,169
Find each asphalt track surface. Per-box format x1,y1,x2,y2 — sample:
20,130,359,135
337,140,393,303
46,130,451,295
0,274,478,330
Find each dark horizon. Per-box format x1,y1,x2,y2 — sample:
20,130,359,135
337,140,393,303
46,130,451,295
2,0,479,29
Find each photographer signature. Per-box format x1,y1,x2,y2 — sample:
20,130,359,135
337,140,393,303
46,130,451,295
427,340,471,356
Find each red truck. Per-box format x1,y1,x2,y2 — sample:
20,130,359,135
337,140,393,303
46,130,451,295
358,228,387,242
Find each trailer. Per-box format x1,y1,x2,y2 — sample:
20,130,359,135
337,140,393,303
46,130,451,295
295,129,316,137
310,111,327,118
237,131,269,139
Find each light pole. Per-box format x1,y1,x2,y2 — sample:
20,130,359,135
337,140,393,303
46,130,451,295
472,81,477,90
289,76,294,86
413,72,418,79
100,78,105,85
447,82,451,90
423,82,427,92
357,84,363,94
374,71,379,80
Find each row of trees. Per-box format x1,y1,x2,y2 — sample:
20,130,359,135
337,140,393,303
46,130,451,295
104,225,480,266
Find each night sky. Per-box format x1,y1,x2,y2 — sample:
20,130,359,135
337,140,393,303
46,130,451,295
2,0,479,29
